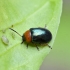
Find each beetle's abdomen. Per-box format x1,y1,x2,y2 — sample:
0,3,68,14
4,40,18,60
30,28,52,44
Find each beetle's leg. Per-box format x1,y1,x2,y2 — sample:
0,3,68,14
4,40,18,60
26,44,28,48
32,42,39,51
44,24,47,28
47,44,52,49
21,36,25,44
36,45,39,51
21,41,23,44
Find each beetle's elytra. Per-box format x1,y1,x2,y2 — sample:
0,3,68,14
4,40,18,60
9,27,52,50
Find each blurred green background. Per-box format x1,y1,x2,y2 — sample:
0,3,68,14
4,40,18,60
40,0,70,70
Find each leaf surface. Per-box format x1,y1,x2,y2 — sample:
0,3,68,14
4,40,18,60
0,0,62,70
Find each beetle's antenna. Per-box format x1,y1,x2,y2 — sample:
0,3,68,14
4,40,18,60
9,28,22,37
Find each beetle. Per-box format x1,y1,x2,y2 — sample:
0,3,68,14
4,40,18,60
9,27,52,50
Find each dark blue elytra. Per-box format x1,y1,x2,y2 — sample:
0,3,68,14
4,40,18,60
30,28,52,44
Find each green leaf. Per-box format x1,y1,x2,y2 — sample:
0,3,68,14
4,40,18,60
0,0,62,70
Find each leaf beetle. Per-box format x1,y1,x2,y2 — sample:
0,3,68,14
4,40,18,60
9,27,52,50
